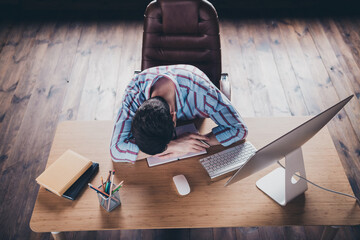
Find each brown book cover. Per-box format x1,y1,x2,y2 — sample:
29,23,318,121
36,150,92,196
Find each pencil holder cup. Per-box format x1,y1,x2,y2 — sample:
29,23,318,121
97,184,121,212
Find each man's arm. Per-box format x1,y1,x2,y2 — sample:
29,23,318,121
136,150,152,160
204,132,221,146
154,132,210,159
110,102,140,163
204,88,248,146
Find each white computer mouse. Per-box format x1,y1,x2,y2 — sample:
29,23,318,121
173,174,191,196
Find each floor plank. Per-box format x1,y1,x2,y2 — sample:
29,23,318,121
142,229,189,240
76,21,125,121
0,23,55,173
236,20,274,116
0,23,27,129
0,22,81,239
251,20,290,116
284,226,307,240
213,227,237,240
94,21,124,121
335,18,360,72
304,226,324,240
278,19,323,115
59,22,98,122
289,18,334,108
0,21,12,53
76,22,109,120
320,18,360,103
0,23,25,82
265,19,308,116
220,20,255,117
236,227,260,240
307,19,360,140
258,226,285,240
189,228,213,240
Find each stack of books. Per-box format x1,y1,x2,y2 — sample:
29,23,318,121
36,149,99,200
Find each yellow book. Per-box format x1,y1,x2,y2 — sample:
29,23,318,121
36,150,92,196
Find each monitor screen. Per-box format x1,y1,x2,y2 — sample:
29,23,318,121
225,95,353,186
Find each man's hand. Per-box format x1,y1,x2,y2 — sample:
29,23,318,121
154,133,210,159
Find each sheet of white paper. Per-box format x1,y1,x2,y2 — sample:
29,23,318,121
147,123,207,167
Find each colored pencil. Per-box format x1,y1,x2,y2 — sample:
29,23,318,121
101,176,105,192
111,180,124,194
88,183,120,203
88,183,109,197
106,170,111,182
107,170,115,211
105,181,110,194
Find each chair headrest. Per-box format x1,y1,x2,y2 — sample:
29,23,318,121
159,0,200,34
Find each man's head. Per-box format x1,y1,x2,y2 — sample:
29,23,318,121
131,96,175,155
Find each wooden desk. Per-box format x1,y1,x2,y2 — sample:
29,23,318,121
30,118,360,236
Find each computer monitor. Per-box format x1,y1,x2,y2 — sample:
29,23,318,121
225,95,353,205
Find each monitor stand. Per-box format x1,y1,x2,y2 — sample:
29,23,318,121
256,147,308,206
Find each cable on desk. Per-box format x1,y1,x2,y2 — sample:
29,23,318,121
276,161,360,205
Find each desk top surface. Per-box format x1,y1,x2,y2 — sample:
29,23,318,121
30,118,360,232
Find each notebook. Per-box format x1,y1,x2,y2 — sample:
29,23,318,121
36,150,93,197
147,123,207,167
62,162,99,200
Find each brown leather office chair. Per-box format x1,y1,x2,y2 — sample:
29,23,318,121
141,0,231,99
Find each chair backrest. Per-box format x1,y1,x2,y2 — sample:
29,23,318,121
141,0,221,87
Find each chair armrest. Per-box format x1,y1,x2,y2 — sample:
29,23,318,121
220,73,231,100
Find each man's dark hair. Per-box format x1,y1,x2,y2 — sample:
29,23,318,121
131,96,174,155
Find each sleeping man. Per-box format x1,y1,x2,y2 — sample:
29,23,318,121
110,64,247,163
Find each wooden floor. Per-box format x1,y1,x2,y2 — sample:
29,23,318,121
0,18,359,240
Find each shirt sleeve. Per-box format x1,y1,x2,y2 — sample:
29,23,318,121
204,88,248,146
110,101,139,163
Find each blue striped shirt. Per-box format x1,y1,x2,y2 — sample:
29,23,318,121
110,64,248,163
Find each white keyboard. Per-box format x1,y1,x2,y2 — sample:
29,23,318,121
200,142,257,179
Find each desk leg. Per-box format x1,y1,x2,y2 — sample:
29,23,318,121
51,232,66,240
320,226,340,240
